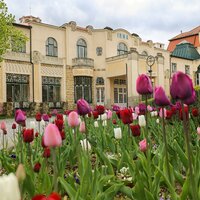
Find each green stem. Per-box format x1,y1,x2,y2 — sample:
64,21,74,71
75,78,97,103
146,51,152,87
181,102,198,199
83,116,89,152
161,107,171,184
52,147,58,192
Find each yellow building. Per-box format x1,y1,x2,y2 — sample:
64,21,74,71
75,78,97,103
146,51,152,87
0,16,179,115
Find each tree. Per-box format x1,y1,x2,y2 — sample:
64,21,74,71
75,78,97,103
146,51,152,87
0,0,27,62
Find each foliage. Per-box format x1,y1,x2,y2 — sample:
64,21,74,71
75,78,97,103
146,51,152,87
0,0,27,62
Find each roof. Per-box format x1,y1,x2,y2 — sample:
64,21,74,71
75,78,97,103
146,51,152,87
171,41,200,60
169,26,200,41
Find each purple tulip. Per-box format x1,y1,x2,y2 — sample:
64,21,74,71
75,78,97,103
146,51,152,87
154,86,170,106
112,104,120,112
138,103,146,112
170,71,194,100
184,90,196,105
77,98,91,116
136,74,153,95
42,114,49,122
15,109,26,125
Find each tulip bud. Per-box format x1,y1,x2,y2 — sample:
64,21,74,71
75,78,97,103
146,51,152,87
130,124,141,137
136,74,153,95
68,111,80,128
80,139,91,151
95,105,105,115
77,98,91,116
15,109,26,125
107,110,112,120
114,127,122,139
23,129,34,143
120,109,133,124
138,115,146,127
94,121,99,127
33,162,41,173
16,164,26,182
79,121,86,133
101,113,107,121
102,120,107,126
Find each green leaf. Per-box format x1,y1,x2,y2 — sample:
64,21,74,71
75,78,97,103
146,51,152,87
144,188,155,200
104,183,123,199
180,176,189,200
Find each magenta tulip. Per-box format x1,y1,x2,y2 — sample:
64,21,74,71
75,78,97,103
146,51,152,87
68,111,80,128
136,74,153,95
154,86,170,106
184,90,196,105
43,123,62,147
77,98,91,116
170,71,193,100
15,109,26,125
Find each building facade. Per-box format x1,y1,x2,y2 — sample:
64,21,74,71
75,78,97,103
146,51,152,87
2,16,199,116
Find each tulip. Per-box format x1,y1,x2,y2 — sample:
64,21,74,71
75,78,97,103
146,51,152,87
130,124,141,137
197,127,200,135
120,109,133,124
43,124,62,147
0,121,6,131
184,90,196,105
0,173,21,200
134,106,140,114
112,104,120,111
101,113,108,120
77,98,91,116
147,105,153,112
132,113,138,120
16,164,26,182
43,147,51,158
80,139,91,151
94,121,99,127
68,111,80,128
55,119,64,131
52,109,58,116
139,139,147,152
33,162,41,173
29,121,36,129
107,110,113,119
12,123,17,129
35,132,39,137
159,108,167,118
192,108,199,117
35,113,42,122
154,86,170,106
79,121,86,133
179,105,189,121
166,110,173,119
56,114,63,121
170,71,194,100
32,192,61,200
42,114,49,122
102,120,107,126
114,127,122,139
136,74,153,95
138,103,146,113
138,115,146,127
23,129,34,143
15,109,26,125
112,119,117,125
92,111,99,119
95,105,105,115
156,118,160,124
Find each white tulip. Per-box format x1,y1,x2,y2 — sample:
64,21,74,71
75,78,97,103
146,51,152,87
0,173,21,200
80,139,91,151
138,115,146,127
29,120,35,129
94,121,99,127
102,120,107,126
114,127,122,139
150,111,155,117
156,118,160,124
154,111,158,116
101,113,107,121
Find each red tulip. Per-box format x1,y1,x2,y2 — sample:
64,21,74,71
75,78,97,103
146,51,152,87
55,119,63,131
130,124,141,136
35,132,39,137
95,105,105,115
112,119,117,125
166,110,173,119
33,162,41,173
154,86,170,106
43,147,51,158
120,109,133,124
136,74,153,95
56,114,63,121
32,192,61,200
192,108,199,117
170,71,193,100
60,130,65,140
41,136,47,148
92,111,99,119
12,123,17,129
179,105,189,120
35,113,42,122
77,98,91,116
43,124,62,147
23,129,34,143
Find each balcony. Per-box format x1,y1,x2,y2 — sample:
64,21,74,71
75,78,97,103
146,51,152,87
72,58,94,68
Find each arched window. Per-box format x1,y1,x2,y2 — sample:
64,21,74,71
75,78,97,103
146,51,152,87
117,43,128,55
96,77,104,85
46,37,58,57
77,39,87,58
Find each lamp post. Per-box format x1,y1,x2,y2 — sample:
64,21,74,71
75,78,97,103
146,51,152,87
146,55,155,81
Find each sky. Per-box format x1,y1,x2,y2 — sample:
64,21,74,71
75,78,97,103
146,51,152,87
4,0,200,48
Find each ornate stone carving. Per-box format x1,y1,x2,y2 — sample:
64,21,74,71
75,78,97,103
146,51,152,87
5,61,32,74
41,65,63,77
33,51,42,64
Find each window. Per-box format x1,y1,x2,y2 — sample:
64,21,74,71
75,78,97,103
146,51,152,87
46,37,58,57
172,63,177,73
114,88,127,103
96,87,104,104
74,76,92,103
117,33,128,40
96,77,104,85
117,43,128,55
6,73,29,102
12,39,26,53
77,39,87,58
96,47,102,56
42,76,61,102
185,65,190,75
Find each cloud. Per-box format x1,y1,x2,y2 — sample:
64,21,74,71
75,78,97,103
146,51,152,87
4,0,200,46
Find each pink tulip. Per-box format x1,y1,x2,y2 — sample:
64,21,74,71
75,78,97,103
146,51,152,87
184,90,196,105
43,123,62,147
147,105,153,112
139,139,147,152
134,106,140,115
0,121,6,131
170,71,193,100
136,74,153,95
79,121,86,133
197,127,200,135
15,109,26,125
107,110,112,120
77,98,91,116
154,86,170,106
159,108,167,118
68,111,80,128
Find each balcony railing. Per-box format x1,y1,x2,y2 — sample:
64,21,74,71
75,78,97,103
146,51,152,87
72,58,94,68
